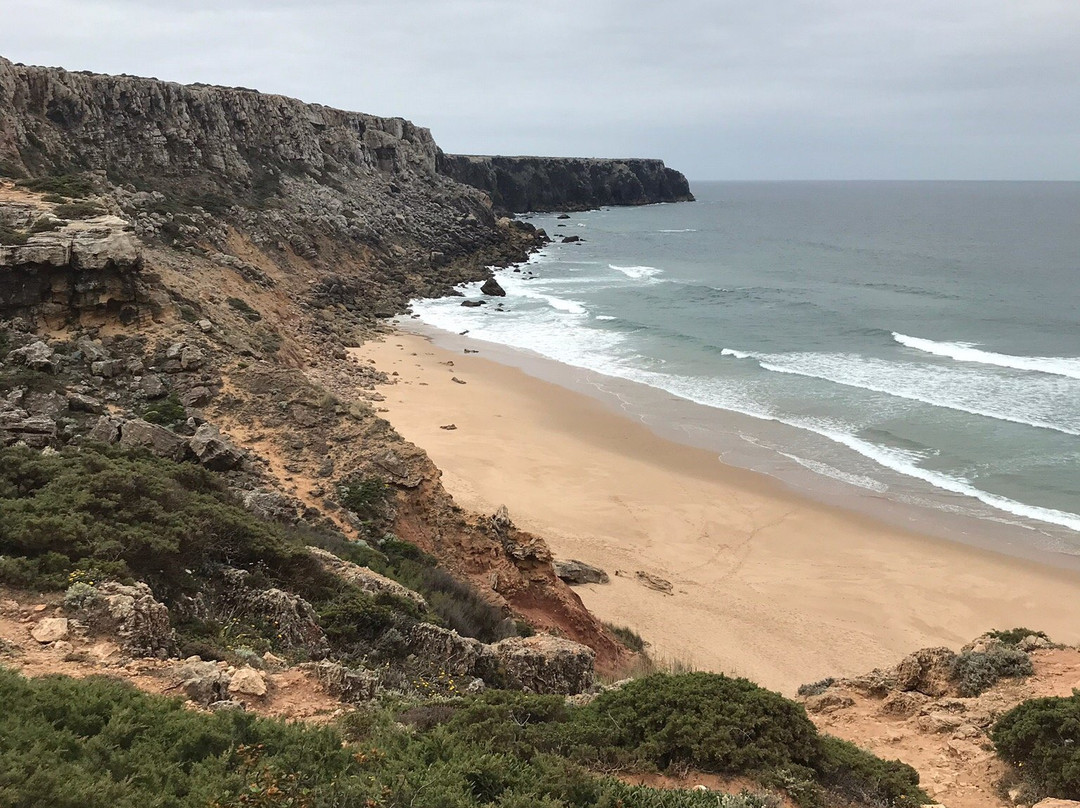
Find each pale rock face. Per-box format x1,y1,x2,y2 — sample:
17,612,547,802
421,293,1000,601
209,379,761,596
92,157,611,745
228,666,268,697
0,217,144,323
30,617,69,643
116,418,188,460
7,341,58,372
188,423,244,470
491,634,596,695
75,581,176,658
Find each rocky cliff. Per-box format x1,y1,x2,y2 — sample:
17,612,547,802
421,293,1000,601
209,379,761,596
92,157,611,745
438,154,695,213
0,56,509,263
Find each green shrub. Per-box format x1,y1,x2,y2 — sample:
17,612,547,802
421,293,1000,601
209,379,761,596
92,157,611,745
309,530,516,643
316,588,420,663
570,673,820,774
993,692,1080,800
17,173,94,198
950,647,1033,697
0,668,374,808
0,667,785,808
28,217,62,233
0,225,29,246
814,735,924,807
140,393,185,425
440,676,927,807
226,296,262,321
338,475,388,520
605,622,646,653
53,201,105,219
988,628,1051,646
0,444,314,601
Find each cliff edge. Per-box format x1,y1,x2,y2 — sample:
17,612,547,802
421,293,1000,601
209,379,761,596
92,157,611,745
438,153,695,213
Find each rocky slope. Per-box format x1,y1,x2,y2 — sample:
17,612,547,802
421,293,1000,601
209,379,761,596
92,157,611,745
0,55,648,677
438,153,695,212
799,632,1077,808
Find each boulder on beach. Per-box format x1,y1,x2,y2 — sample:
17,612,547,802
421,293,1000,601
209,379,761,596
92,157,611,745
480,278,506,296
553,559,610,585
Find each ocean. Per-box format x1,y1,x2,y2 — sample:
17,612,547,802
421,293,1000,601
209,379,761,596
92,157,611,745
408,181,1080,558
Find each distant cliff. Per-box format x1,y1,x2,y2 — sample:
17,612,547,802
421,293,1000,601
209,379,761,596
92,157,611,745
438,154,694,213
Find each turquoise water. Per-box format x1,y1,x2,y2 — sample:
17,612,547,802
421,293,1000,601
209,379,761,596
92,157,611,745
411,182,1080,554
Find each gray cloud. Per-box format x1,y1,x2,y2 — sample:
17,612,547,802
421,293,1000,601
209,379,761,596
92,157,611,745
3,0,1078,178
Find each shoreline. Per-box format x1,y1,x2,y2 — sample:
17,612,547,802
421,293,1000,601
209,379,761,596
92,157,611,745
355,325,1080,694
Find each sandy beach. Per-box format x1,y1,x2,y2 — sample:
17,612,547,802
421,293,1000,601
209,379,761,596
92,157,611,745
354,329,1080,694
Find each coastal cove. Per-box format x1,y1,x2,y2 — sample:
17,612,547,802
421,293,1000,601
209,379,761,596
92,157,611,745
355,328,1080,695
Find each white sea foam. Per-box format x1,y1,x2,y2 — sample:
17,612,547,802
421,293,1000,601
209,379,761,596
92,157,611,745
893,332,1080,380
722,348,1080,436
409,299,1080,537
659,228,698,233
595,315,617,321
608,264,662,279
806,423,1080,534
495,275,589,315
777,452,890,493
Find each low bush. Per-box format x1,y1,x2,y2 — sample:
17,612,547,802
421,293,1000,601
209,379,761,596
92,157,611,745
605,622,647,653
28,217,62,233
439,674,927,807
0,668,784,808
0,225,29,246
226,296,262,321
53,201,105,219
0,444,315,601
309,530,516,643
0,668,373,808
950,647,1033,697
569,673,820,774
814,735,924,807
17,173,94,198
988,627,1050,646
140,393,186,425
338,474,388,520
992,692,1080,800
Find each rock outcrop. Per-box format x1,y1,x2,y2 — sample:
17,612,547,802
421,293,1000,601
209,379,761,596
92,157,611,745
0,206,143,324
74,581,177,658
439,154,694,213
553,559,609,585
491,634,596,695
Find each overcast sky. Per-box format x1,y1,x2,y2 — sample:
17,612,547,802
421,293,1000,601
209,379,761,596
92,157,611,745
3,0,1078,180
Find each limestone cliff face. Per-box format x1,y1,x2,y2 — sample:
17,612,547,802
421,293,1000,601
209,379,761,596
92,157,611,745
0,56,502,259
438,154,695,213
